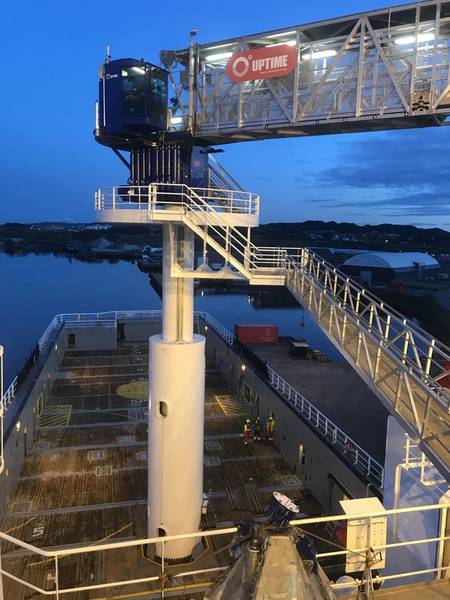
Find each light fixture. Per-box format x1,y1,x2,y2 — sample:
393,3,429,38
302,49,337,61
171,116,183,125
16,421,21,432
241,364,246,372
205,325,208,331
267,40,296,48
265,30,296,39
131,66,146,74
394,32,435,45
204,51,233,62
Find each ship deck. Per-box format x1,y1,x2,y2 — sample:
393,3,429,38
249,339,390,461
0,338,318,599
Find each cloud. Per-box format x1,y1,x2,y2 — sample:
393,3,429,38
311,128,450,221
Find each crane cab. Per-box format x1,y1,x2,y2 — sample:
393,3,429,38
96,58,168,148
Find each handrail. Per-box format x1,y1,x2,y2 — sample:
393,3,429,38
208,155,245,192
95,183,450,479
3,309,384,488
2,377,18,412
287,249,450,404
200,311,384,488
0,502,448,597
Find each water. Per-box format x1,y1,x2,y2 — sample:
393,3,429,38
0,252,341,385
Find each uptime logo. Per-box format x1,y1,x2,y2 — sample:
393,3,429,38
226,44,297,83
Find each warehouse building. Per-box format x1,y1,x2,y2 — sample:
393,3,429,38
342,251,440,285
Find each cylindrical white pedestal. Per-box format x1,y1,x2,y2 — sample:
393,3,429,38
147,333,205,560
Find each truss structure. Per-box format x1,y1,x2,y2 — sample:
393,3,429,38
164,0,450,143
96,179,450,481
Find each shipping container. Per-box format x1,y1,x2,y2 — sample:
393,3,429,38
235,324,278,344
441,361,450,389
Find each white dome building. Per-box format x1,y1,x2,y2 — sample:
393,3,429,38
342,252,440,285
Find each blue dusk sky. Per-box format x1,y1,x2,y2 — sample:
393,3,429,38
1,0,449,229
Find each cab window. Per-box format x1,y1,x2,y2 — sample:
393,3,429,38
122,67,146,117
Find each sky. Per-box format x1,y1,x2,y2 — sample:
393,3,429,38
1,0,449,229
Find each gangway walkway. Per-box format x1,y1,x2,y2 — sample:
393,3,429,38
165,1,450,144
96,181,450,482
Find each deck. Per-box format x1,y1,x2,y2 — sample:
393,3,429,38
0,338,314,599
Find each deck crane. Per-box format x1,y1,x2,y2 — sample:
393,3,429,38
94,0,450,561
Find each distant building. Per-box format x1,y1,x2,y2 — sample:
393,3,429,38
342,252,440,285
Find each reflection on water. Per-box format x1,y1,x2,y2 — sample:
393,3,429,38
0,253,342,384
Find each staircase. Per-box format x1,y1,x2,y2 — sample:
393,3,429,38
95,179,450,481
176,185,450,481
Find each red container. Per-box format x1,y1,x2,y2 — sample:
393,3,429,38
441,361,450,389
235,324,278,344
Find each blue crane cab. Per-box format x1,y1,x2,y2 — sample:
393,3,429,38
96,58,168,147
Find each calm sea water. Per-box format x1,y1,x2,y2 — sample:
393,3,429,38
0,253,341,385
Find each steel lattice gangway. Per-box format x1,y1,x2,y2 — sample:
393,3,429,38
89,0,450,561
162,0,450,143
96,179,450,483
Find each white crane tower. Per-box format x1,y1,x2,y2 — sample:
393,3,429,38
94,0,450,560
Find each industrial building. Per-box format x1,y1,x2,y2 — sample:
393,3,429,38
342,252,441,285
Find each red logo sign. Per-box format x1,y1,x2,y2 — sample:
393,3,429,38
226,44,297,83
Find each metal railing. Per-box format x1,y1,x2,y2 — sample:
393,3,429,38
290,502,450,586
3,309,384,488
200,311,384,488
0,502,448,598
1,377,17,413
208,154,245,192
286,248,450,479
95,183,287,276
95,184,259,215
268,368,384,487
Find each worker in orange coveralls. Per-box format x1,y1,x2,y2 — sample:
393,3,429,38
243,419,251,445
266,413,275,443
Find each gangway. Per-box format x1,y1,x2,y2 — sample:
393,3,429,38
96,182,450,482
93,0,450,561
162,0,450,144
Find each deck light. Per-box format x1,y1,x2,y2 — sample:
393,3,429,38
302,50,337,60
302,49,337,61
265,31,296,39
171,116,183,125
395,32,435,45
205,52,233,62
131,66,146,74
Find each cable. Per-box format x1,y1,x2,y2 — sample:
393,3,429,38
3,515,37,535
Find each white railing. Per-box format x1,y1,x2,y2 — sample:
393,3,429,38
95,183,288,275
290,248,450,397
200,311,384,489
2,377,17,412
95,184,259,215
0,502,448,598
286,248,450,478
268,368,384,487
203,289,386,484
208,154,245,192
4,309,383,488
38,315,62,351
290,502,450,586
